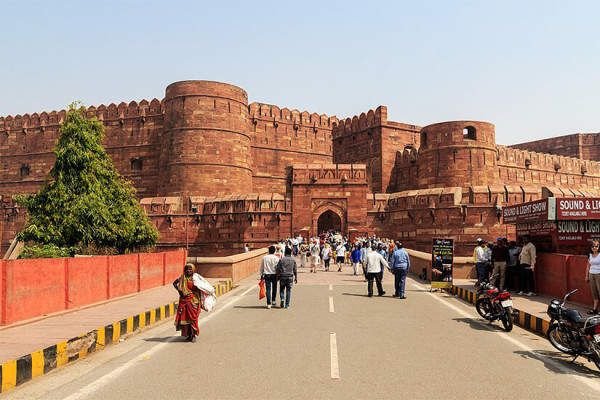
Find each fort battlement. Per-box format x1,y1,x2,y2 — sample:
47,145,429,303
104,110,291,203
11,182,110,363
509,132,600,161
249,103,337,128
4,79,600,258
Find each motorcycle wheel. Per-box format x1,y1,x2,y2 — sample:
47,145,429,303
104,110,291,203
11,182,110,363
547,323,578,355
476,298,493,320
500,307,513,332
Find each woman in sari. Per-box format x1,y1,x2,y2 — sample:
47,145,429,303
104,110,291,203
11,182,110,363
173,263,202,342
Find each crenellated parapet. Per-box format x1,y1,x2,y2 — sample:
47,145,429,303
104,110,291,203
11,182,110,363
0,98,164,139
496,145,600,177
249,103,337,130
331,106,387,138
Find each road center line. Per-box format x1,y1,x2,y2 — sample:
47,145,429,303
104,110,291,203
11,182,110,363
329,284,333,291
411,283,600,392
63,284,256,400
329,296,335,313
330,332,340,380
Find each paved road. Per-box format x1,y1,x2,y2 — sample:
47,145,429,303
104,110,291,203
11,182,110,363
5,267,600,399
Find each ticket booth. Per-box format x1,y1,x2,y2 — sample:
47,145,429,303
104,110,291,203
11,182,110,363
503,197,600,254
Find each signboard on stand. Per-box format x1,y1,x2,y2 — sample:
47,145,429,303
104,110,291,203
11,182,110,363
431,238,454,289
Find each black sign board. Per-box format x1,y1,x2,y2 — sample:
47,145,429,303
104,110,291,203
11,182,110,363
431,238,454,289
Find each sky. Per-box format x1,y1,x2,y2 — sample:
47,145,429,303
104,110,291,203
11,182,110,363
0,0,598,145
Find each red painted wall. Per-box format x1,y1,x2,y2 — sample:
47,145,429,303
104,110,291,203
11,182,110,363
3,258,66,325
66,256,109,308
536,253,594,306
108,254,140,299
0,260,5,324
139,253,164,291
165,251,185,282
0,250,185,326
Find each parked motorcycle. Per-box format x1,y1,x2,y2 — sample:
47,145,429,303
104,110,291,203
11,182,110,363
475,276,515,332
546,289,600,370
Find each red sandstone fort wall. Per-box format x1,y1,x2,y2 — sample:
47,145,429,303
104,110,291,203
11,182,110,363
332,106,420,194
249,103,336,193
0,99,165,199
140,193,292,257
509,133,600,162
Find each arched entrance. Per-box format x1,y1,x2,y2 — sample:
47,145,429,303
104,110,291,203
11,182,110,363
317,210,342,234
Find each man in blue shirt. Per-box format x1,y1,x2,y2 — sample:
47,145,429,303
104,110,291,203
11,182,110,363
390,241,410,299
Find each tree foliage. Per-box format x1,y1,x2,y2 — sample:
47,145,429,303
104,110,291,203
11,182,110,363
16,102,159,254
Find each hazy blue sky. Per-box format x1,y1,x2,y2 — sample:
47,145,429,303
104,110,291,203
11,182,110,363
1,0,598,145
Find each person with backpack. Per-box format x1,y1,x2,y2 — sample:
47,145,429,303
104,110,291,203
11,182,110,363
276,247,298,308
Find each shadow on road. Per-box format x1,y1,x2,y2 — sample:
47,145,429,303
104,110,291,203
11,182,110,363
233,305,270,309
453,317,504,332
514,349,600,377
342,292,370,298
143,336,184,343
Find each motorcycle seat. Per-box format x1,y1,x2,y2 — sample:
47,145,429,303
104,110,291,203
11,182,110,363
565,309,587,328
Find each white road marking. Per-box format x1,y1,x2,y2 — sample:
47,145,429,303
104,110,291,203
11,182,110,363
329,284,333,291
329,296,335,313
63,284,256,400
330,332,340,380
412,283,600,392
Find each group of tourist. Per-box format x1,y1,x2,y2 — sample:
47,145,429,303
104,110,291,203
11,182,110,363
173,231,600,341
474,234,537,296
254,232,412,308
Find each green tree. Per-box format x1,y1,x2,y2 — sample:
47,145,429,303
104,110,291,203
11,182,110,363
16,102,159,254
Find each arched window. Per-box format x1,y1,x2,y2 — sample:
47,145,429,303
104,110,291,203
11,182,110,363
463,126,476,141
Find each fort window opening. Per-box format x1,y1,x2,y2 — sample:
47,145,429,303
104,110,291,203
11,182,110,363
20,164,30,177
130,158,143,170
463,126,476,140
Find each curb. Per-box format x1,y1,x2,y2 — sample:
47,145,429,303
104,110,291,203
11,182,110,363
0,279,232,393
451,285,550,336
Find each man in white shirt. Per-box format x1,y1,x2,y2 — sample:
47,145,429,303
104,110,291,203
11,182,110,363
260,246,280,308
364,244,389,297
475,239,490,283
335,242,346,272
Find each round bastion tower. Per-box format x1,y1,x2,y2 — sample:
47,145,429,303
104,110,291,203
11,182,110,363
417,121,498,190
158,80,253,197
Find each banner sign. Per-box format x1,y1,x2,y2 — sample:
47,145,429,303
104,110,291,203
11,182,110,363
503,198,556,224
556,220,600,244
556,198,600,220
431,238,453,289
516,221,557,237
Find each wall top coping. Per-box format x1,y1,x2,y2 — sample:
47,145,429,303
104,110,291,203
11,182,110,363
189,248,268,264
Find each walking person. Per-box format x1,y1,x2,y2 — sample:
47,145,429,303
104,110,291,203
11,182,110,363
586,241,600,314
260,245,279,308
310,239,320,273
173,264,203,342
475,238,490,284
377,242,388,282
364,244,388,297
351,243,362,276
506,240,521,291
518,234,537,296
322,243,332,271
335,242,346,272
491,237,509,290
276,247,298,308
390,242,410,299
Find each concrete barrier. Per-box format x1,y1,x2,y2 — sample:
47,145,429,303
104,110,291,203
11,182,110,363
188,248,268,283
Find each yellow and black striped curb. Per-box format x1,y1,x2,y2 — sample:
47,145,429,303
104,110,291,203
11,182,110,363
451,285,550,336
0,279,232,393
